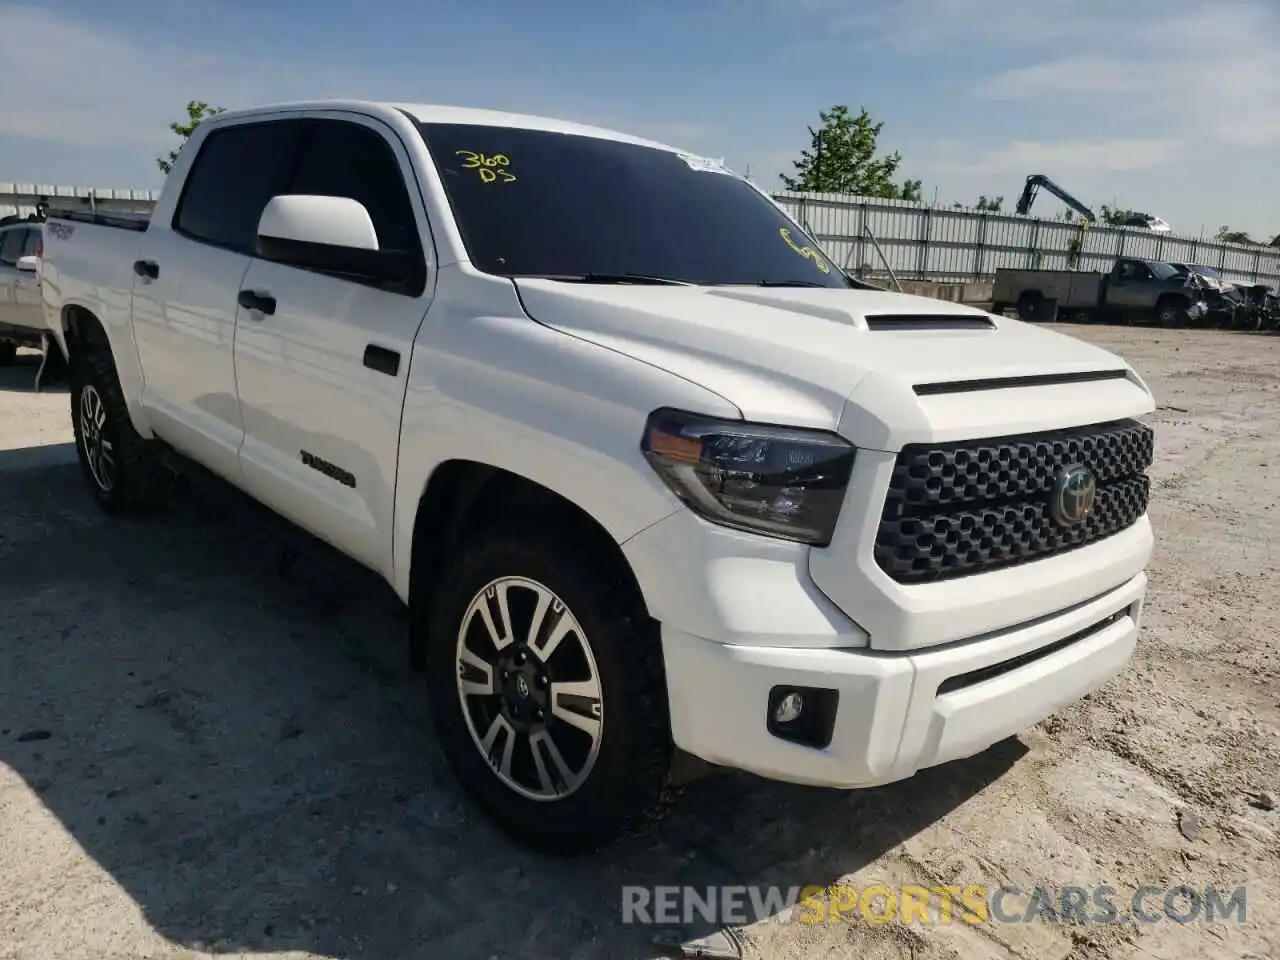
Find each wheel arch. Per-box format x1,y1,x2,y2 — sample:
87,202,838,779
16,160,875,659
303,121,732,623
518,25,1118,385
59,302,155,437
406,460,651,671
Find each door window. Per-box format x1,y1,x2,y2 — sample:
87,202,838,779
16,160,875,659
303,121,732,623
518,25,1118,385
20,228,40,258
283,119,425,295
173,121,304,254
0,228,24,266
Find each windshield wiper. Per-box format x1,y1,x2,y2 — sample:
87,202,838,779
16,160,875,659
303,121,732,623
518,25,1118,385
516,273,693,286
704,279,834,288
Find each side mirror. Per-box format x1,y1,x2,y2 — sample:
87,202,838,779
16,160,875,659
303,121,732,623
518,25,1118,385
16,255,38,273
254,195,410,283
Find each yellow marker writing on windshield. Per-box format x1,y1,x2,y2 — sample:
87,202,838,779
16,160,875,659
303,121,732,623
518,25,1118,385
455,150,517,183
779,227,831,273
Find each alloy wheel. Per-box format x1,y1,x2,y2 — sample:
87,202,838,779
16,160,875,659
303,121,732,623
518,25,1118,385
78,383,115,493
455,576,604,801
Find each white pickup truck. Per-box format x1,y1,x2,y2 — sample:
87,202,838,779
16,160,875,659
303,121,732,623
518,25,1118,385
39,100,1157,854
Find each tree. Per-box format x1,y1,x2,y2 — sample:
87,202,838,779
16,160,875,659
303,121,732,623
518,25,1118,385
1214,226,1254,246
974,195,1003,212
157,100,225,175
1098,204,1141,226
783,105,922,200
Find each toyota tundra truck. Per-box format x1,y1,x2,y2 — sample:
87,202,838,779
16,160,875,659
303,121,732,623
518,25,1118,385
38,100,1157,854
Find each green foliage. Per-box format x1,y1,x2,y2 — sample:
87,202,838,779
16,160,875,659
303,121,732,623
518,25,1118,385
783,105,922,200
1098,205,1140,226
157,100,226,175
1215,225,1254,245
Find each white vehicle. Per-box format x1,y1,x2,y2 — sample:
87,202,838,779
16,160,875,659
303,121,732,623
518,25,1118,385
0,220,44,364
1122,213,1172,233
38,100,1157,854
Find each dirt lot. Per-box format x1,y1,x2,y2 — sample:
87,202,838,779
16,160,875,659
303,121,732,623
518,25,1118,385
1,325,1278,960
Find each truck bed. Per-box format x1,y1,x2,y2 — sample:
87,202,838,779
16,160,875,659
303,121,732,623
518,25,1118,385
992,269,1103,310
47,208,150,232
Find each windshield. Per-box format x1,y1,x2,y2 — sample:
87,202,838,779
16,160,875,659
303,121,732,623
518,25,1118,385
1148,261,1179,280
415,122,851,288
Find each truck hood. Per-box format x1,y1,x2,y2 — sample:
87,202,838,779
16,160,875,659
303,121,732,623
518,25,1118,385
513,279,1150,447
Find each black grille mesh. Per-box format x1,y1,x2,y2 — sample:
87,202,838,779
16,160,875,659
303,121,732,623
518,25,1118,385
875,419,1154,584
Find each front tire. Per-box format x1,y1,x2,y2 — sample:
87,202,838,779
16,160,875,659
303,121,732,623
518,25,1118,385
70,340,172,515
1156,298,1190,329
424,522,673,855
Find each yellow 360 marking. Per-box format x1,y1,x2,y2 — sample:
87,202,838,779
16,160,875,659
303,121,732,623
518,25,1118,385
779,227,830,273
456,150,517,183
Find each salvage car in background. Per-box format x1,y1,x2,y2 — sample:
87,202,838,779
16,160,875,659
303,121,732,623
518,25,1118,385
0,221,42,365
992,257,1208,327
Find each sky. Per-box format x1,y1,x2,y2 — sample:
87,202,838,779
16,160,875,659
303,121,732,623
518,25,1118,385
1,0,1276,241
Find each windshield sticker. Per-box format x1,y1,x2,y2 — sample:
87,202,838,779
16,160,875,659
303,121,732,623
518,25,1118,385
676,152,733,175
779,227,831,274
455,150,517,184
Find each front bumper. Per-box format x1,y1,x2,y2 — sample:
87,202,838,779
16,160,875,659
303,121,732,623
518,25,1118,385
661,571,1144,789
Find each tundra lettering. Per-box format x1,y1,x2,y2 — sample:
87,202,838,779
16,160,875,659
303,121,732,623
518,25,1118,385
300,450,357,489
37,99,1156,855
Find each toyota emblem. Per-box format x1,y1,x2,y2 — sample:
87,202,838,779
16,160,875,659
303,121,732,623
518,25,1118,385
1050,466,1097,527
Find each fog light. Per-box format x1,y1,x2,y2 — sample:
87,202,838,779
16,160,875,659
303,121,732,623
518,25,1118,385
774,691,805,724
767,685,840,749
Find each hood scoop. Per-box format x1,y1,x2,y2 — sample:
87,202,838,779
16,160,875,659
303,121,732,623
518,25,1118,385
864,314,996,331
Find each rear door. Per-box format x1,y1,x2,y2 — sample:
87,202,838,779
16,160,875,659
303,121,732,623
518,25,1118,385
11,227,44,333
232,113,435,575
0,227,29,333
130,119,304,480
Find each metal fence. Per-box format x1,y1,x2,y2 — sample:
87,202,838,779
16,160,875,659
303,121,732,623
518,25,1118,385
1,183,159,221
772,191,1280,290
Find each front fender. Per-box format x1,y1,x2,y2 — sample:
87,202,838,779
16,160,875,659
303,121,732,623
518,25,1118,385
390,311,740,603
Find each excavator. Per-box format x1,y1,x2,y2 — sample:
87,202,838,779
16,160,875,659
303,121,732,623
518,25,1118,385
1014,174,1098,222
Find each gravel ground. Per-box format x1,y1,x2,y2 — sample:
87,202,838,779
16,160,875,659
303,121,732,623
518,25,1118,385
1,325,1278,960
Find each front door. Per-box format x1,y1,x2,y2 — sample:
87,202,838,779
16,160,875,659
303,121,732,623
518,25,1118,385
1105,260,1154,315
232,114,435,576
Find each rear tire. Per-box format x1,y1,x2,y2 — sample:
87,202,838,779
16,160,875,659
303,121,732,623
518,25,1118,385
1015,292,1043,322
423,521,674,855
70,336,173,515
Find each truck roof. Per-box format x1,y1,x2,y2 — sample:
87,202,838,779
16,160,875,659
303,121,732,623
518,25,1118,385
206,100,685,155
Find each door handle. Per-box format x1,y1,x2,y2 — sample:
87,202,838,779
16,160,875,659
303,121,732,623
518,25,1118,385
237,289,277,316
363,344,400,376
132,259,159,279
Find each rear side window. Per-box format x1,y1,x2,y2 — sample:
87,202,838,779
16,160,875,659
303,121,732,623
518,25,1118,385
0,228,24,265
284,119,425,292
173,121,302,254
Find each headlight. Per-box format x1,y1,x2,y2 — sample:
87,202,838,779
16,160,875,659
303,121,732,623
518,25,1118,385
640,408,856,546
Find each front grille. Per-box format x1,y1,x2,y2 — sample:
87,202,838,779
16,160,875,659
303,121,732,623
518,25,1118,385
875,419,1154,584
